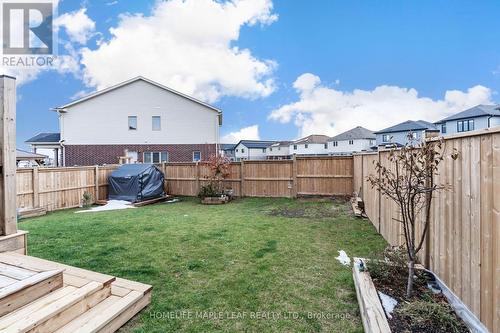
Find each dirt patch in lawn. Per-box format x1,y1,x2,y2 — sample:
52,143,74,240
267,196,350,219
269,205,342,219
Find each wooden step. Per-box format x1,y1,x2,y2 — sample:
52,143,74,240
0,269,64,317
0,252,115,286
0,281,111,333
56,290,151,333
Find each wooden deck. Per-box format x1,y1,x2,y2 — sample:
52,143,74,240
0,251,152,332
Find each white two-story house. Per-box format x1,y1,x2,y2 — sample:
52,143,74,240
328,126,375,154
289,135,330,156
27,77,222,166
266,141,291,160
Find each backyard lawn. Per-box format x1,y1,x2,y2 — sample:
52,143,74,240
20,197,386,332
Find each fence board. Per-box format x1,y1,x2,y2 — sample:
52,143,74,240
354,129,500,333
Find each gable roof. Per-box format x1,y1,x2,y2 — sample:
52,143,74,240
293,135,330,145
269,141,292,148
435,104,500,124
220,144,237,151
16,149,47,160
236,140,277,149
329,126,375,141
25,132,61,144
374,120,439,134
54,76,222,115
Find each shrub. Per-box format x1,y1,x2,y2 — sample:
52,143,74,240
198,183,220,198
82,191,93,208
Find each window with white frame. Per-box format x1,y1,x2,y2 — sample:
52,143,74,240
332,141,338,147
349,140,354,145
193,151,201,162
152,116,161,131
441,123,447,134
128,116,137,130
305,144,308,149
324,143,328,149
143,152,168,163
382,134,390,142
293,145,297,150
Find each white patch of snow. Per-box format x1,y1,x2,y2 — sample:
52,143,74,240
76,200,136,213
378,291,398,319
335,250,351,266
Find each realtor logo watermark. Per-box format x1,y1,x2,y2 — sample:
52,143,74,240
1,0,57,67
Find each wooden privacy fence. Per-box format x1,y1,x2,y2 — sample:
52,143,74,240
353,128,500,333
16,156,354,212
164,156,353,198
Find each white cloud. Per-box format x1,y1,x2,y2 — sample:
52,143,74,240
222,125,260,143
55,8,96,44
79,0,277,103
269,73,493,137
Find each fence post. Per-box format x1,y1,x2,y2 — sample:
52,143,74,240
94,165,99,202
32,167,40,208
0,75,17,236
292,155,298,198
195,162,200,195
240,160,245,197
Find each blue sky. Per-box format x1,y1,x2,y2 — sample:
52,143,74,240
7,0,500,148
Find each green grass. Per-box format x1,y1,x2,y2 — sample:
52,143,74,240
20,197,387,332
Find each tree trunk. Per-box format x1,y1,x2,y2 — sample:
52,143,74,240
406,259,415,298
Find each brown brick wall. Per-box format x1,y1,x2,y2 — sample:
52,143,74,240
64,144,217,166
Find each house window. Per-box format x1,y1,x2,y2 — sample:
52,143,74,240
293,145,297,150
270,148,273,152
152,116,161,131
305,144,308,149
128,116,137,130
242,148,245,153
441,123,447,134
262,148,266,153
382,134,390,142
278,147,281,151
411,132,418,139
143,152,168,163
324,143,328,149
349,140,354,145
457,119,474,132
236,149,239,153
468,119,474,131
193,151,201,162
332,141,338,147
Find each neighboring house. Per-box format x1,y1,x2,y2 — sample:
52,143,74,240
16,149,47,168
234,140,276,161
28,77,222,166
328,126,376,154
220,144,236,161
289,135,330,156
266,141,291,160
25,132,62,166
374,120,440,147
435,104,500,136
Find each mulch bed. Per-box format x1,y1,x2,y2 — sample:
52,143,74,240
370,260,469,333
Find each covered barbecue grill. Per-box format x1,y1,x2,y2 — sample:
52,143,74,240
108,164,165,202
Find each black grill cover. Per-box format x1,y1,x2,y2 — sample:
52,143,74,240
108,164,165,202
